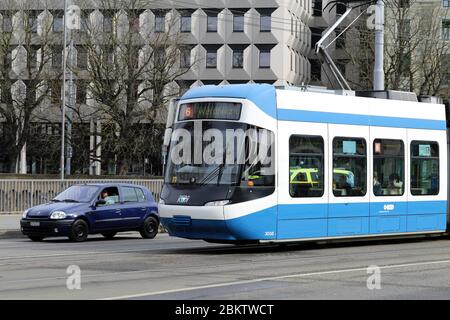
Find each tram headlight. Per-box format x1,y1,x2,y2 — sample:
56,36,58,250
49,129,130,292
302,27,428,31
205,200,230,206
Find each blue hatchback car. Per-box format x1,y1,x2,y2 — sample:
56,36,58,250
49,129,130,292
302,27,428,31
20,183,159,242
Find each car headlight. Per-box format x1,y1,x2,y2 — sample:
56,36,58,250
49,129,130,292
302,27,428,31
205,200,230,206
50,211,67,220
22,209,29,219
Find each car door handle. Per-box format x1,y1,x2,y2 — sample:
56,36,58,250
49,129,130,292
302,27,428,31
140,208,146,211
116,209,121,213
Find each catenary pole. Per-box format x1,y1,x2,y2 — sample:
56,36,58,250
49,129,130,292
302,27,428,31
373,0,385,90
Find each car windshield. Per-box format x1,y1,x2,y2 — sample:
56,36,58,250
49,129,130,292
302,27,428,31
53,185,99,203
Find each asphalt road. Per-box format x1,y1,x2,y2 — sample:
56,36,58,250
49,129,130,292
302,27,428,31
1,232,450,300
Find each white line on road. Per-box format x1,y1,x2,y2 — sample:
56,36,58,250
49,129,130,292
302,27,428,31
100,259,450,300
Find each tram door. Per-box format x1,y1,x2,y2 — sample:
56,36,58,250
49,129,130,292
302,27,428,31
369,127,408,234
277,120,329,240
328,124,370,236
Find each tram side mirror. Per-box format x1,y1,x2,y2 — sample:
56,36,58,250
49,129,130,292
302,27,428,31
163,128,173,148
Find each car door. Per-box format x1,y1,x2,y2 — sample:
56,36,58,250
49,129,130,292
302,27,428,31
91,186,122,231
119,186,145,228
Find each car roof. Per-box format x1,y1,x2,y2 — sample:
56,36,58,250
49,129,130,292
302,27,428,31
73,182,149,189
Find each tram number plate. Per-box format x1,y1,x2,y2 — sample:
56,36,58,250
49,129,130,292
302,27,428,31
30,221,40,227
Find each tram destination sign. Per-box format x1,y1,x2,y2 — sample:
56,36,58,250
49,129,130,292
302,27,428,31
179,102,242,121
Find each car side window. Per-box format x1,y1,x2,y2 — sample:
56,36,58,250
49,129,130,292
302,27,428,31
99,187,120,206
122,187,139,203
135,188,147,202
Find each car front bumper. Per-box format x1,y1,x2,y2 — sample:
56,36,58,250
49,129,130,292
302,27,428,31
20,218,75,237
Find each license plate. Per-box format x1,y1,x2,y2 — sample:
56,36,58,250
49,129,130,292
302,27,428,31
30,221,40,227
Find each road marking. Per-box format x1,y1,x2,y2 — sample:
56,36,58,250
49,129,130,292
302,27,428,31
100,259,450,300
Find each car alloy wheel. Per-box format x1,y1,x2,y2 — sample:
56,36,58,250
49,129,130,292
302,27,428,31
69,220,89,242
140,216,159,239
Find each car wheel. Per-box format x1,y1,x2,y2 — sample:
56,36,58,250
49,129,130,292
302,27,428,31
28,236,44,242
140,216,159,239
69,220,89,242
101,232,117,240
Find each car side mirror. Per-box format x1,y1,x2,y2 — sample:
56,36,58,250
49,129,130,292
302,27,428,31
95,199,106,206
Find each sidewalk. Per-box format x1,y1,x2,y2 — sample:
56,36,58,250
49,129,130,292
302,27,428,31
0,214,23,238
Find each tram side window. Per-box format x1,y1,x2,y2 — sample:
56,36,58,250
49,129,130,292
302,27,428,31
289,135,324,197
411,141,439,196
333,137,367,197
373,139,404,196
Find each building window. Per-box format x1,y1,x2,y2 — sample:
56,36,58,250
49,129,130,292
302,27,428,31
259,50,270,68
53,11,64,33
445,0,450,7
155,48,165,67
207,14,218,32
80,11,90,32
232,50,243,68
28,12,38,34
291,16,294,35
373,139,405,196
28,46,39,69
399,0,410,8
443,20,450,40
2,13,12,32
311,27,325,47
411,141,439,196
311,59,321,81
290,50,293,71
102,46,114,65
76,80,87,104
336,30,345,49
52,46,62,69
180,13,191,32
103,11,113,33
51,81,61,104
3,47,12,69
180,48,191,68
155,13,165,33
289,135,324,198
77,46,88,69
333,137,367,197
206,50,217,68
336,3,346,15
130,16,140,33
260,14,271,32
313,0,323,16
233,12,244,32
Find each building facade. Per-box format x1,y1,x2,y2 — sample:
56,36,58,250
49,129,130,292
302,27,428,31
0,0,315,176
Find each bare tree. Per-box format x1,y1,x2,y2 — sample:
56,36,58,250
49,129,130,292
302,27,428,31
344,0,450,97
80,0,193,175
0,1,57,173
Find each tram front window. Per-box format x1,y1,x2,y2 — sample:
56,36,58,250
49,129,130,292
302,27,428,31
165,121,275,188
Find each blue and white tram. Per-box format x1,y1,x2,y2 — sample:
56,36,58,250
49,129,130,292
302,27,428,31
159,84,448,244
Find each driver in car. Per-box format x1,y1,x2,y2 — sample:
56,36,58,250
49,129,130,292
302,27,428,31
101,190,115,205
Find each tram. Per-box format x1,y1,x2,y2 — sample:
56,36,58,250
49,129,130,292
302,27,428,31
158,84,448,244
